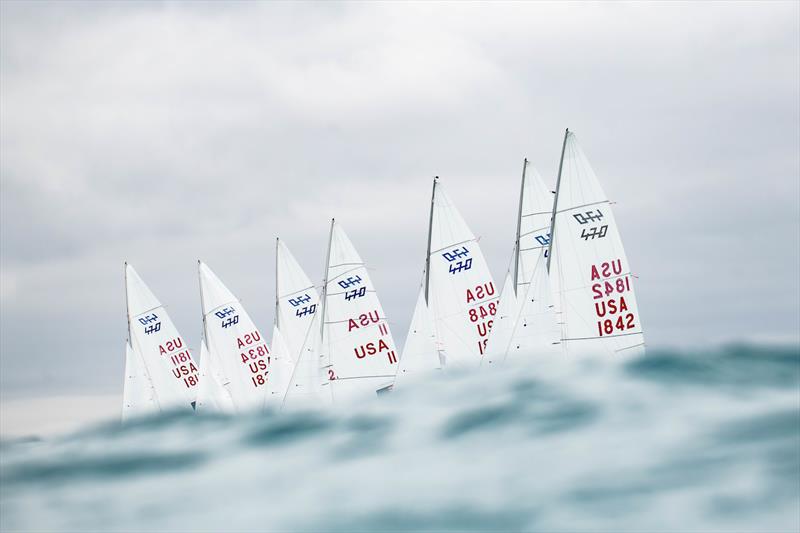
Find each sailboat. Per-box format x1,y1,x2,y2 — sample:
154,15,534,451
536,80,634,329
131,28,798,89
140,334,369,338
547,129,645,357
486,160,561,364
418,178,498,369
122,263,198,420
288,219,399,405
198,261,271,412
268,238,320,406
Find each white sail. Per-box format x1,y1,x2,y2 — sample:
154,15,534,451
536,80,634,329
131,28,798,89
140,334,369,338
548,130,645,357
426,180,498,368
483,268,517,366
319,220,399,403
517,163,555,290
125,264,198,412
395,285,440,387
121,341,158,421
195,339,235,413
487,161,561,364
265,324,295,408
502,251,561,360
274,239,320,361
198,262,270,412
282,310,324,409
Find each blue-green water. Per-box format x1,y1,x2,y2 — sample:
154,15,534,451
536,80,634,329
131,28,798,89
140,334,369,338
1,345,798,532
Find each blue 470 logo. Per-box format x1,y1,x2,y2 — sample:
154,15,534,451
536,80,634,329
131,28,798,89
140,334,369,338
345,287,367,301
573,209,604,225
338,275,362,289
288,294,312,307
138,313,161,335
442,246,473,275
215,307,239,328
296,304,316,318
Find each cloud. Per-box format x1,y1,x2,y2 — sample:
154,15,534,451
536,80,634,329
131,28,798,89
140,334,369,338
1,1,798,401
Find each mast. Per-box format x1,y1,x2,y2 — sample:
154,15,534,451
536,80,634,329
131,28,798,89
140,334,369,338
319,219,335,337
513,159,527,295
424,177,438,304
274,237,280,330
198,260,210,344
124,262,132,342
547,129,570,273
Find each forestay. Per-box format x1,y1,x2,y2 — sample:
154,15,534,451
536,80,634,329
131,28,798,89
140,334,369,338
395,285,440,387
198,262,270,412
547,130,645,357
319,220,399,403
121,342,158,421
124,263,198,414
195,340,235,413
426,180,497,367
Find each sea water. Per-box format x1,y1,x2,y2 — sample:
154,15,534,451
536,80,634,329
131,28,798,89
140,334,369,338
1,345,798,532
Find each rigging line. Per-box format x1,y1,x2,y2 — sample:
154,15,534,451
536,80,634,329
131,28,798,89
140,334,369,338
429,237,476,255
554,199,609,214
616,342,646,352
520,210,552,218
328,262,365,268
327,374,396,381
562,331,642,341
326,265,366,284
519,225,552,238
277,285,318,299
130,304,163,319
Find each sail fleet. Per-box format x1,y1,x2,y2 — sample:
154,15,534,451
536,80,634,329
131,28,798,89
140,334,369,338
122,130,646,418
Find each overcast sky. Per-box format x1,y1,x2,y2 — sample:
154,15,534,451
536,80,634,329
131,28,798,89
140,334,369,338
1,1,798,431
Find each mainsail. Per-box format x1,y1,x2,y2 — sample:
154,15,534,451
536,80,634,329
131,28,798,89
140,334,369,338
198,262,270,412
425,179,497,368
486,160,560,364
124,263,198,416
271,239,320,404
318,220,399,403
547,130,645,357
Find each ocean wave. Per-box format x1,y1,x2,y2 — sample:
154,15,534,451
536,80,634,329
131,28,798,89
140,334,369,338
1,345,798,532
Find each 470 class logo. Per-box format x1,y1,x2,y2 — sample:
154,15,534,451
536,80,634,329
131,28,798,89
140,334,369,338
215,306,239,329
442,246,473,275
138,313,161,335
